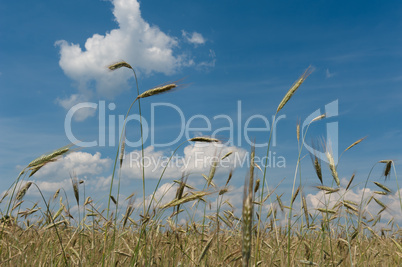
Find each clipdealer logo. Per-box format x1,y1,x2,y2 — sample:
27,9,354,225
63,99,338,168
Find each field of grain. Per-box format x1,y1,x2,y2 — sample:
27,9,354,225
1,63,401,266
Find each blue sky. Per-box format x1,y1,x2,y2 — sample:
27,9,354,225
1,0,401,220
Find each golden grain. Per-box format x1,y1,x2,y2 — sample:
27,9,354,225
107,61,132,71
326,151,340,186
16,182,32,201
276,66,313,113
316,185,339,193
136,84,177,100
344,136,367,152
373,182,391,193
346,173,355,191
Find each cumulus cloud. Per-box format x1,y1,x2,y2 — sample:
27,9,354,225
120,143,247,181
56,0,210,120
307,187,402,223
139,182,177,210
182,30,206,45
34,179,72,193
85,175,113,191
7,152,113,197
34,151,112,179
139,181,243,221
17,144,246,199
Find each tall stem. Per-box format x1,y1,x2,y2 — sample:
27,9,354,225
255,113,278,263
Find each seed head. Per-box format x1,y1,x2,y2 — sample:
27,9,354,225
277,66,313,113
136,84,177,99
16,182,32,201
189,137,220,143
107,61,132,71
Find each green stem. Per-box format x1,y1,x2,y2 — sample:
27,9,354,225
0,170,26,240
357,164,377,232
286,119,316,266
32,183,68,266
392,163,402,214
132,140,190,264
103,71,141,266
255,113,278,263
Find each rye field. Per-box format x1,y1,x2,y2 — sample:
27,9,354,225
1,64,401,266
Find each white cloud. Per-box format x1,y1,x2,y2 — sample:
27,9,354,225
22,175,114,199
19,143,246,200
34,179,72,193
33,151,112,179
2,179,72,197
120,143,246,181
139,182,177,209
182,30,206,45
307,187,402,223
141,182,242,219
85,175,113,191
56,0,209,120
212,185,244,210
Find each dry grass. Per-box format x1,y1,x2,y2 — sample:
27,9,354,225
1,213,400,266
